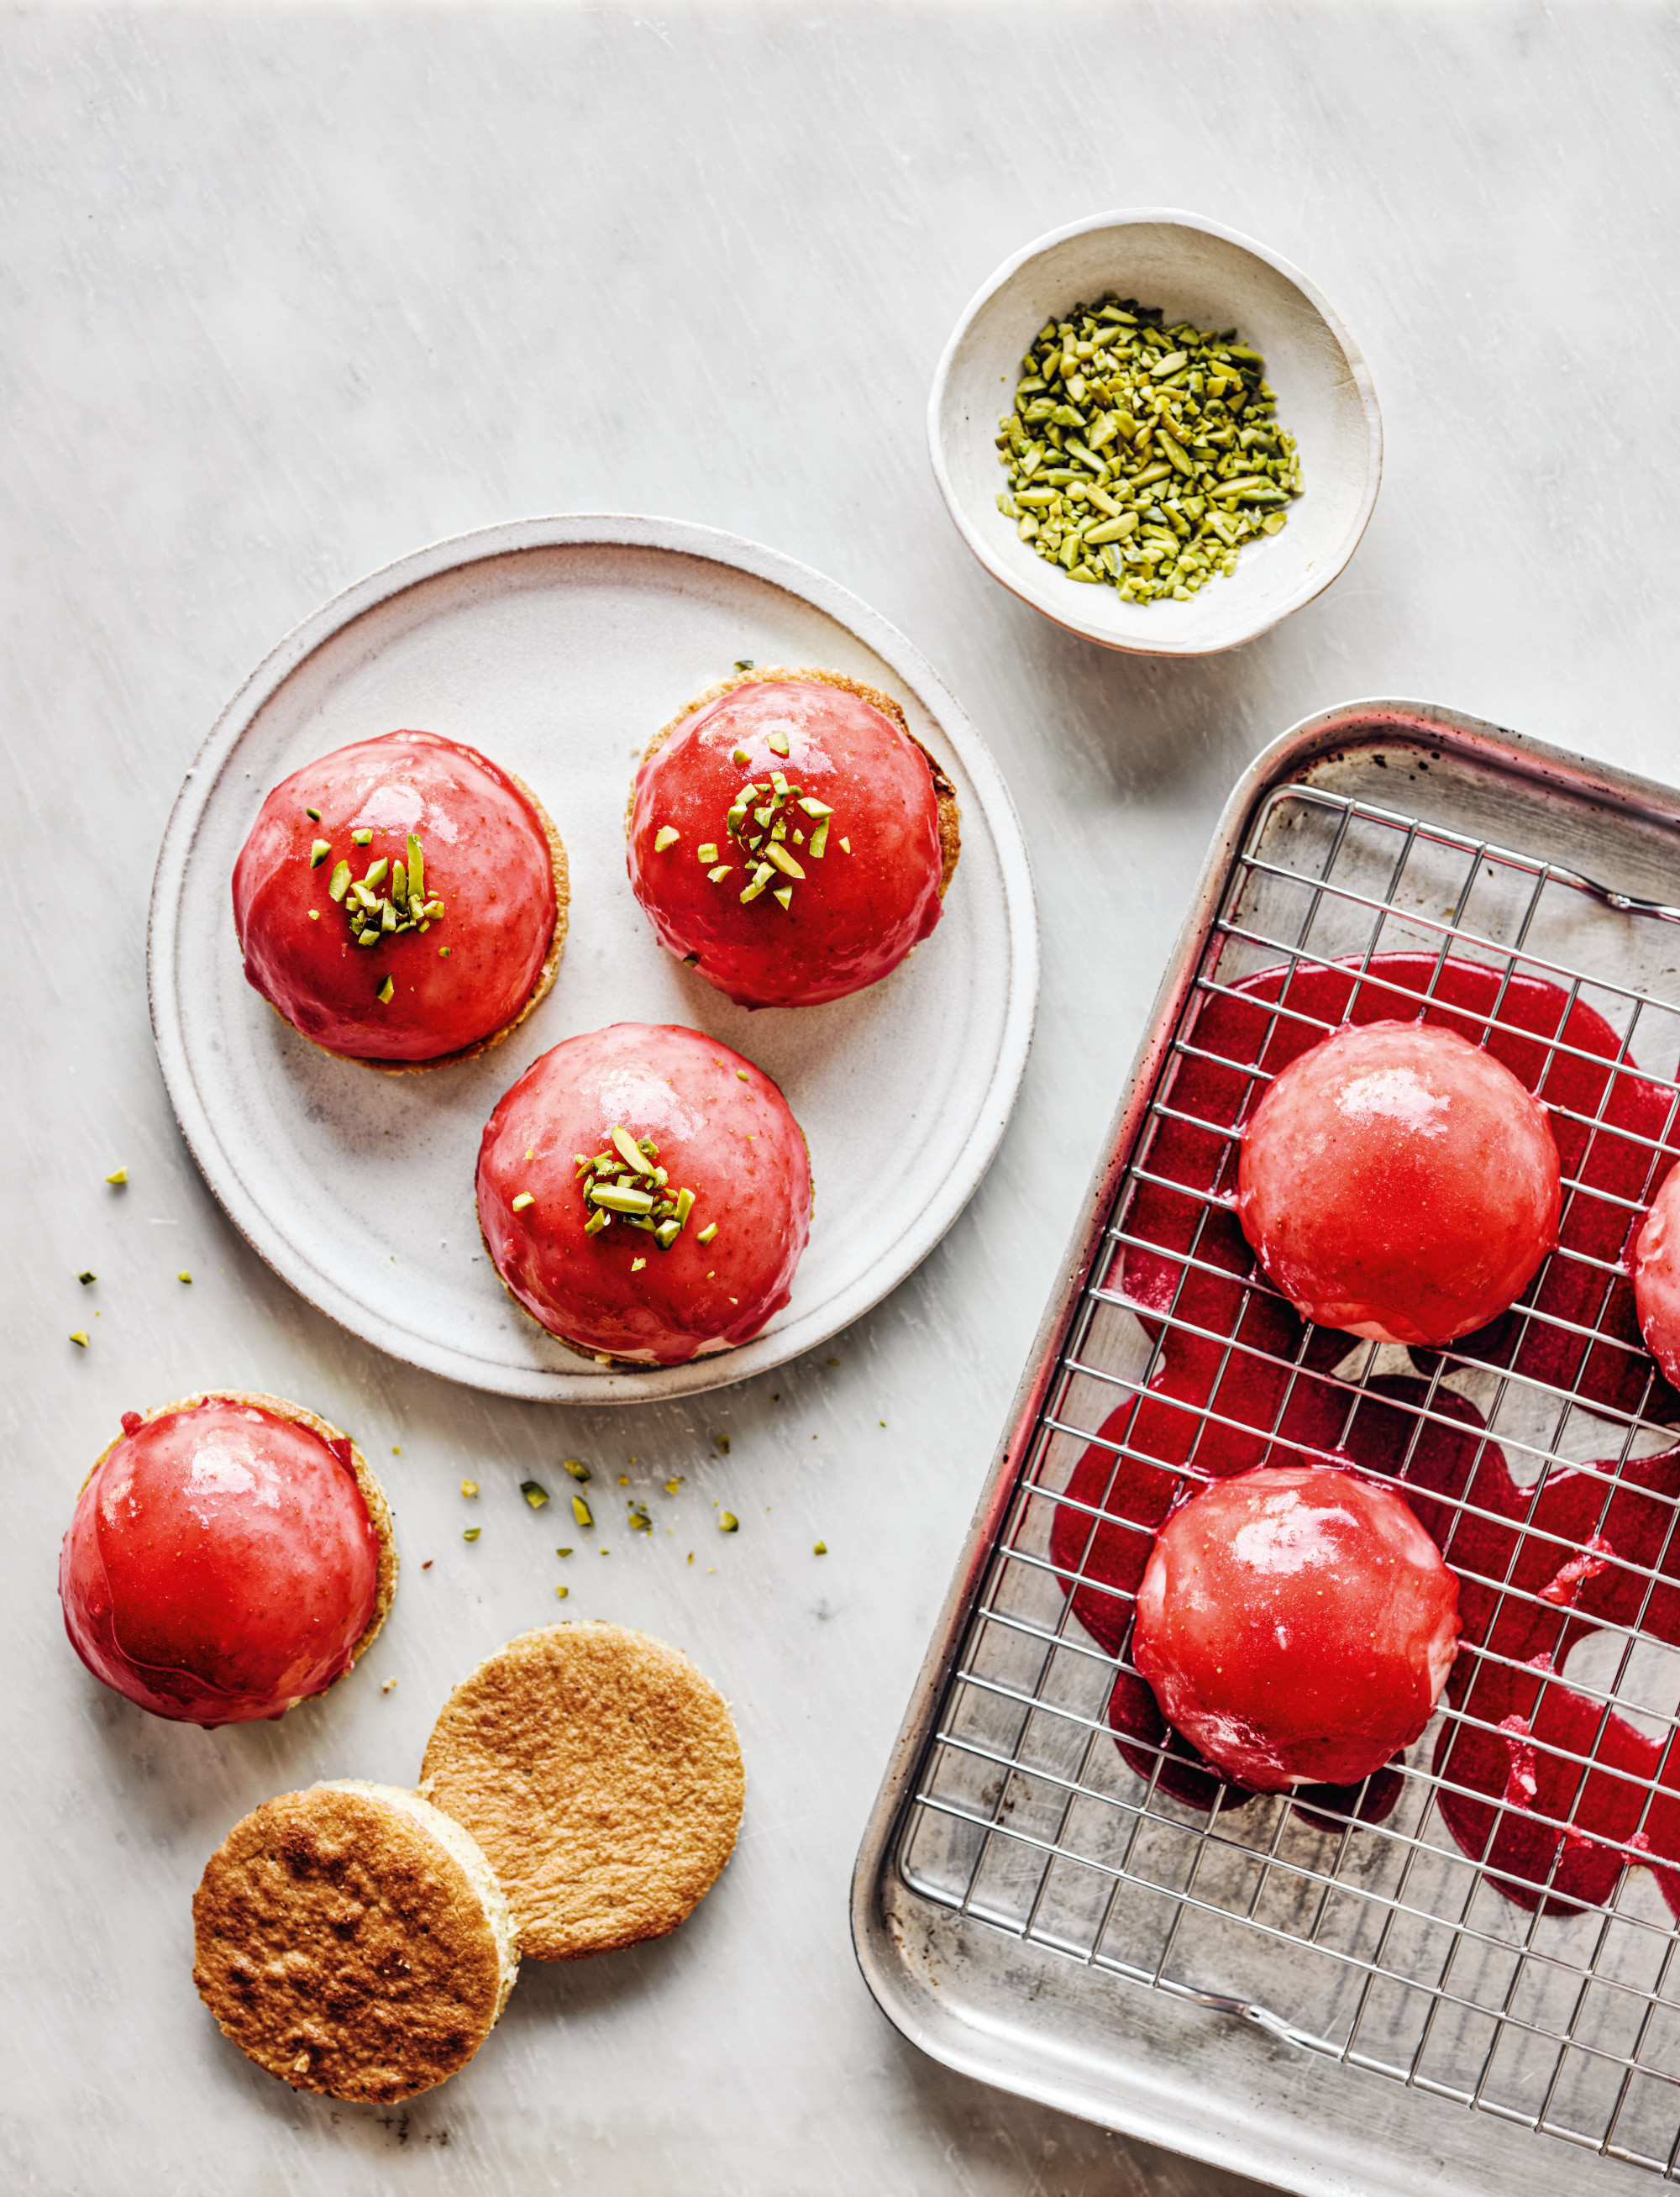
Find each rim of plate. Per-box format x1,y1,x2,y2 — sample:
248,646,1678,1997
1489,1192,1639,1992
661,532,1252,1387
147,512,1040,1403
928,206,1383,657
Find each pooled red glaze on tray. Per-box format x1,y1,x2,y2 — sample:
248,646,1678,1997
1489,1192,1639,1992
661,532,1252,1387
1048,952,1680,1913
234,730,559,1063
1132,1464,1460,1790
60,1400,384,1727
627,680,945,1009
476,1021,811,1365
1237,1020,1560,1345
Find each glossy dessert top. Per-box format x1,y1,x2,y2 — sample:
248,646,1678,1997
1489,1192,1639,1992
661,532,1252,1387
476,1021,811,1365
233,730,564,1065
60,1394,392,1727
1633,1164,1680,1390
1132,1463,1460,1792
626,672,954,1009
1237,1017,1562,1346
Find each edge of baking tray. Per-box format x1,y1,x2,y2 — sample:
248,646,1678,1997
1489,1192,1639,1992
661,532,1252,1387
850,697,1680,2197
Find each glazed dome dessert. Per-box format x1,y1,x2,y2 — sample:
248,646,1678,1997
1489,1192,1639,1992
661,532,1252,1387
60,1392,396,1727
1236,1018,1562,1346
233,729,568,1068
626,668,959,1009
476,1022,812,1365
1132,1464,1460,1791
1633,1163,1680,1387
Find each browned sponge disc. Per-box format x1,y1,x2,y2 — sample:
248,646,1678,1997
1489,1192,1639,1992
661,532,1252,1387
421,1622,745,1961
192,1780,517,2101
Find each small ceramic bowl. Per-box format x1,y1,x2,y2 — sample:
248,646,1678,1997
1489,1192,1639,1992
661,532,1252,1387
929,209,1382,656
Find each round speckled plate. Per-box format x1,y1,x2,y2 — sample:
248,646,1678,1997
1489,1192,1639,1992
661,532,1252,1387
148,516,1038,1401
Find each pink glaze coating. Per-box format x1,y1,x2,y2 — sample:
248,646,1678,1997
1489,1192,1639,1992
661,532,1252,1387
1132,1464,1461,1791
59,1400,385,1727
1236,1018,1562,1346
627,680,945,1009
476,1022,812,1364
1633,1164,1680,1388
233,730,559,1063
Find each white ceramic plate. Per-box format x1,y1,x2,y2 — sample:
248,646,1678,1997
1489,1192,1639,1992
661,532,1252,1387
149,516,1038,1402
930,208,1382,656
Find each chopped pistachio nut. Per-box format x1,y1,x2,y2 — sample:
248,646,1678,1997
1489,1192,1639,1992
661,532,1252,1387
511,1191,535,1212
306,806,321,821
628,1501,652,1532
77,1271,95,1285
556,1545,574,1556
733,660,754,672
309,838,332,867
631,1255,646,1271
105,1168,127,1185
69,1331,89,1347
554,1585,570,1599
581,1125,706,1255
654,825,680,851
178,1271,192,1284
521,1480,549,1508
697,1222,718,1245
838,838,851,853
766,731,789,756
462,1479,480,1498
731,746,750,764
562,1458,591,1482
814,1541,828,1555
696,843,718,863
462,1527,481,1542
997,297,1300,604
376,976,395,1004
334,830,443,954
352,828,373,845
571,1493,594,1528
718,1511,739,1532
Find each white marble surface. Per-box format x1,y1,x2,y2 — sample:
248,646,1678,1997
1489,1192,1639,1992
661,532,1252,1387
7,7,1680,2194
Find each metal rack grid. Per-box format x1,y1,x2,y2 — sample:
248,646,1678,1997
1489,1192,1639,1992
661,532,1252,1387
898,781,1680,2177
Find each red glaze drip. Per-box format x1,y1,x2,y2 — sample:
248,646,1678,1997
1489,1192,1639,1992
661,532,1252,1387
1049,953,1680,1912
627,681,944,1008
475,1022,811,1365
58,1401,382,1728
232,730,557,1063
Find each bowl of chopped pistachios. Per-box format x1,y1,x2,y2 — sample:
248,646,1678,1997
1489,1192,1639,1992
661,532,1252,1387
930,209,1381,655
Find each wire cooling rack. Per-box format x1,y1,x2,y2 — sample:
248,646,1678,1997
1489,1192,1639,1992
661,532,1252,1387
897,779,1680,2177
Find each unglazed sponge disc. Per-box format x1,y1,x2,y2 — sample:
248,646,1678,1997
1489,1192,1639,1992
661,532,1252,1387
422,1622,745,1960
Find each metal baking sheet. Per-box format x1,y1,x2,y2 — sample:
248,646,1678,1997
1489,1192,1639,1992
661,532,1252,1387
853,701,1680,2197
